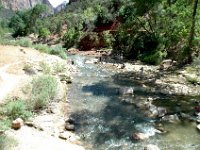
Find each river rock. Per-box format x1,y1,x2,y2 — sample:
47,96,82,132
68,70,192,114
197,124,200,131
159,59,176,70
146,103,167,118
65,123,75,131
59,132,72,140
132,132,149,140
161,114,180,123
144,144,160,150
118,87,134,95
12,118,24,130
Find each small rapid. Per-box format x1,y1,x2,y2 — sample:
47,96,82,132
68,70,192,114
67,55,200,150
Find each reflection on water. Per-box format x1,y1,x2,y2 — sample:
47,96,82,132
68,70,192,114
67,55,200,150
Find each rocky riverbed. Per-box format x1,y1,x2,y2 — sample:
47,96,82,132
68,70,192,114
66,52,200,150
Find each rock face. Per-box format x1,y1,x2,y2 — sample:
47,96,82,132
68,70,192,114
54,1,68,13
0,0,53,11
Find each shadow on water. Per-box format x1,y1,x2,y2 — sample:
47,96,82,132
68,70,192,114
68,55,200,150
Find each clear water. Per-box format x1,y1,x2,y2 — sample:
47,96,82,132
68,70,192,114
67,55,200,150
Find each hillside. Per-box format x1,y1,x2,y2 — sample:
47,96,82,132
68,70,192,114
0,0,53,11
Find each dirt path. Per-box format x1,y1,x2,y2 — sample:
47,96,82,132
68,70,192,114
6,126,84,150
0,62,22,102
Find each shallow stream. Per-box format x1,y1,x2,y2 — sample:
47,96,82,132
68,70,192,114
68,55,200,150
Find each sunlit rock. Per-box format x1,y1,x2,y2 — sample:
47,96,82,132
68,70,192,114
132,132,149,140
12,118,24,130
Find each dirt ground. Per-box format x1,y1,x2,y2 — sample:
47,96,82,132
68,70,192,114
0,45,84,150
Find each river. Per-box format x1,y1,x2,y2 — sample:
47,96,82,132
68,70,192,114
67,55,200,150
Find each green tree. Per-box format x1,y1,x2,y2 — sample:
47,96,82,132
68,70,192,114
187,0,199,63
39,27,50,41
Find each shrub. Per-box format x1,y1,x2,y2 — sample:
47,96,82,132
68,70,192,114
50,45,67,59
39,61,51,74
33,44,51,53
53,62,66,73
31,75,58,109
63,27,81,49
0,135,17,150
101,31,115,48
38,27,50,40
140,50,167,65
3,99,32,120
14,37,33,47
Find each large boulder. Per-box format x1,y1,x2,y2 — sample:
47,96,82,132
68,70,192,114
12,118,24,130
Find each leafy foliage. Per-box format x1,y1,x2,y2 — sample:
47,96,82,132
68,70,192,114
5,0,200,64
9,4,49,37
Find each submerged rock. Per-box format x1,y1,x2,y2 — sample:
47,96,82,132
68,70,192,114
145,102,167,118
132,132,149,140
161,114,180,123
118,87,134,95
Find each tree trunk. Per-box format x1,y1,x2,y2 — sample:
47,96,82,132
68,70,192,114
187,0,198,63
167,0,171,7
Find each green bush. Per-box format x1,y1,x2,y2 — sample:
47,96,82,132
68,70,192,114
38,27,50,40
14,37,33,47
63,28,81,49
34,44,51,53
3,100,32,120
31,75,58,109
50,45,67,59
101,31,115,48
140,50,167,65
